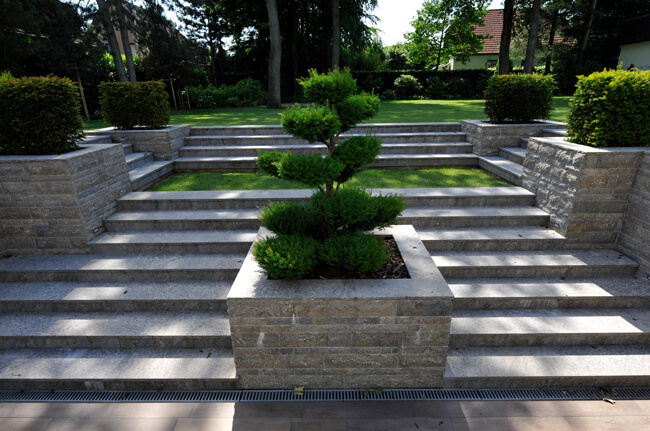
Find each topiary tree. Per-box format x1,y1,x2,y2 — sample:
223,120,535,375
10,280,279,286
253,68,406,280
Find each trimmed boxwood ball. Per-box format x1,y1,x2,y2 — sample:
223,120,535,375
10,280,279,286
258,202,326,238
567,69,650,148
319,231,389,273
253,235,319,280
484,74,556,123
99,81,170,129
0,75,83,155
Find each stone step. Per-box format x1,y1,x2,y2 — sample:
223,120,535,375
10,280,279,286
444,345,650,388
498,147,526,165
543,128,567,138
82,135,112,145
122,143,133,155
0,254,243,282
450,277,650,310
519,138,529,149
179,142,474,157
450,308,650,347
188,122,462,136
129,161,174,191
0,347,238,390
125,152,154,171
418,227,565,251
402,206,549,228
116,188,536,211
431,250,639,279
0,311,232,349
89,230,257,254
0,281,232,313
478,156,523,186
183,131,468,147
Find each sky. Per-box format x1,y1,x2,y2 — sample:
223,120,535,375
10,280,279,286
375,0,504,46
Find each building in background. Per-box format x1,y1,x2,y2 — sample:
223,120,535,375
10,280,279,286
618,14,650,70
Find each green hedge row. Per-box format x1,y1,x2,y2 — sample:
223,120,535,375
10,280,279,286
99,81,170,129
484,74,556,123
186,78,267,109
0,75,83,155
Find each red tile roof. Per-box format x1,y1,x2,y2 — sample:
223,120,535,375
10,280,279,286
474,9,503,56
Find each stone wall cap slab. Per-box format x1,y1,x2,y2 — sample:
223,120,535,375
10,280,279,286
461,119,566,127
86,125,191,135
530,137,647,155
228,225,453,301
0,143,122,162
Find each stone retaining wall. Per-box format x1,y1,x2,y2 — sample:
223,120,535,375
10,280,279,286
227,226,453,389
461,120,565,156
522,137,644,250
87,125,190,161
616,150,650,279
0,144,131,255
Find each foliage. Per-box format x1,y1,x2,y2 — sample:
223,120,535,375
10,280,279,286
99,81,170,129
384,43,412,71
405,0,489,70
394,75,423,99
253,68,404,279
319,232,389,273
484,74,556,123
567,69,650,147
252,235,319,280
187,79,267,108
0,75,83,155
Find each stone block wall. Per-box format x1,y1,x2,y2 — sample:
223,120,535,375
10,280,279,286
616,150,650,279
0,144,131,255
86,125,190,161
522,137,643,249
461,120,565,156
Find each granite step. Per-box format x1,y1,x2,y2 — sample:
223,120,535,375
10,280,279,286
116,188,536,211
519,138,529,149
444,345,650,388
0,281,232,313
0,254,243,282
0,347,238,390
402,206,549,228
498,147,526,165
188,122,462,136
89,230,257,254
543,128,567,138
431,250,639,279
0,311,232,349
450,308,650,347
125,152,154,171
82,135,112,145
129,161,174,191
449,277,650,309
478,156,523,186
418,227,565,251
122,143,133,155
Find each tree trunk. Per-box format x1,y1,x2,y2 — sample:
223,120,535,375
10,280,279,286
291,3,300,97
265,0,282,108
544,9,559,75
498,0,515,75
577,0,598,67
97,0,128,82
523,0,542,74
331,0,340,69
114,0,137,82
434,15,448,71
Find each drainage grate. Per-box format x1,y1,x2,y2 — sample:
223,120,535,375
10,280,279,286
0,388,648,403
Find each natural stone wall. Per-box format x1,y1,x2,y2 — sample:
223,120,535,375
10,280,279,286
0,144,131,255
616,150,650,279
0,235,6,258
86,125,190,161
227,226,453,389
522,137,643,249
461,120,565,156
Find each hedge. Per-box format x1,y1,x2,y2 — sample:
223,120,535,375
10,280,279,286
567,69,650,147
0,75,83,155
484,74,556,123
99,81,170,129
186,78,267,109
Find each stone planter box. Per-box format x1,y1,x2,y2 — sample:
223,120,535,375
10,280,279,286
227,225,453,389
0,144,131,255
461,119,565,156
86,125,190,161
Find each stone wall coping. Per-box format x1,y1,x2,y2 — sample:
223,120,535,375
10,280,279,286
86,124,190,136
0,143,122,162
461,119,566,128
529,136,649,154
228,225,452,301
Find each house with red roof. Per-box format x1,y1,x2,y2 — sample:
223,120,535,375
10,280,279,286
450,9,503,70
618,14,650,70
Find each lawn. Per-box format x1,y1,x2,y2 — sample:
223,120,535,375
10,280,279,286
149,168,512,191
83,97,571,130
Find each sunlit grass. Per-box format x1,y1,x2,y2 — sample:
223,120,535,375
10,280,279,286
148,168,512,191
83,97,571,130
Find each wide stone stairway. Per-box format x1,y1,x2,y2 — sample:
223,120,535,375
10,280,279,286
0,124,648,391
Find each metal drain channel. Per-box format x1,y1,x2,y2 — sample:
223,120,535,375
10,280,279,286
0,388,649,403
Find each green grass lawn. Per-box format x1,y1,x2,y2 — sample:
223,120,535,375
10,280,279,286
83,97,571,130
149,168,512,191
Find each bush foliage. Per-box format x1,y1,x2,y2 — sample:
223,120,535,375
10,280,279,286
99,81,170,129
567,69,650,147
484,74,556,123
253,69,406,279
394,74,423,100
0,75,83,155
186,78,267,108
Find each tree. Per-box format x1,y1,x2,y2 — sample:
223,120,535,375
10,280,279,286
576,0,597,66
498,0,515,74
404,0,489,71
332,0,341,69
264,0,281,108
523,0,542,73
97,0,128,82
114,0,137,82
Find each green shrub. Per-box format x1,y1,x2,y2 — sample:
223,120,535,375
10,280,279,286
234,78,267,105
332,135,381,182
299,68,357,105
567,69,650,147
258,202,325,238
281,105,341,143
277,154,345,188
257,150,287,177
337,94,380,132
394,74,423,99
253,235,319,280
424,76,446,99
99,81,170,129
484,74,556,123
0,75,83,155
187,78,267,108
319,231,389,273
